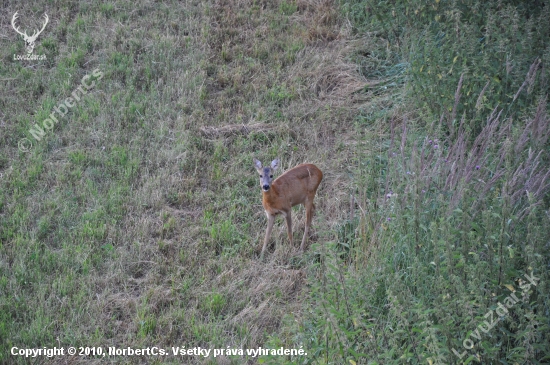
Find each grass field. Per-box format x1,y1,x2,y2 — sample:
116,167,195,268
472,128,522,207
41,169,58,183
1,0,549,364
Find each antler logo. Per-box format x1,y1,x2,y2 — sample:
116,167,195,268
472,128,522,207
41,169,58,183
11,12,49,55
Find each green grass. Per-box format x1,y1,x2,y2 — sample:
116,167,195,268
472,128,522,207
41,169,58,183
1,0,549,364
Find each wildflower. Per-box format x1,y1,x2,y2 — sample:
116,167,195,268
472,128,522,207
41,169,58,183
476,165,480,170
434,144,439,149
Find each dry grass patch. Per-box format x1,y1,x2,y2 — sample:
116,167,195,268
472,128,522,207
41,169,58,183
199,122,294,139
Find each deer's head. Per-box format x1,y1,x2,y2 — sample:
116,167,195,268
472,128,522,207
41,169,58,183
254,158,279,192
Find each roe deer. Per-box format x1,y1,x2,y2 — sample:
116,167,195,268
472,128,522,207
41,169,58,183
253,158,323,258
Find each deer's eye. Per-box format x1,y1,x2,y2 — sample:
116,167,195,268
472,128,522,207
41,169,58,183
270,175,273,178
259,175,263,178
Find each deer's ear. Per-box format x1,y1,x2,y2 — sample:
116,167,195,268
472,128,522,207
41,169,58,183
270,159,280,171
253,158,262,172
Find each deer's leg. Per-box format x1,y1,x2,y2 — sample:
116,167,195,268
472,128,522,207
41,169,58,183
283,210,293,246
261,214,275,258
301,200,314,251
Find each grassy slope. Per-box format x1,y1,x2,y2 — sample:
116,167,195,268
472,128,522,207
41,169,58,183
2,0,549,364
1,0,368,364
